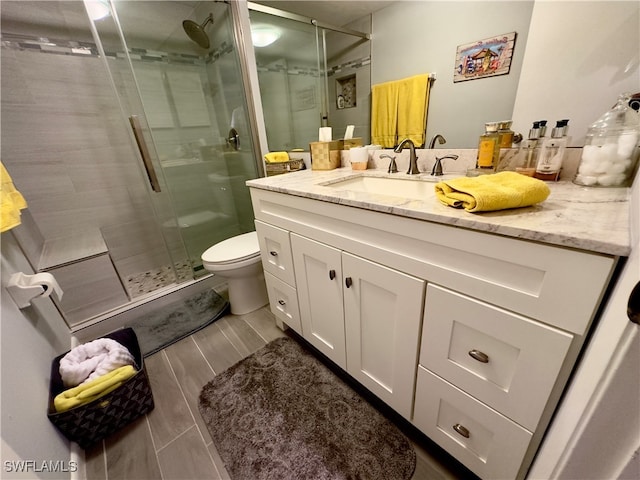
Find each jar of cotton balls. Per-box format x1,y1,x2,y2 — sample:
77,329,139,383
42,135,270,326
574,93,640,187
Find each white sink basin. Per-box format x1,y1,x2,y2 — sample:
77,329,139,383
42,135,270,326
324,175,456,201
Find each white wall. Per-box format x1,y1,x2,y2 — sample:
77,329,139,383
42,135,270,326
512,1,640,146
1,232,72,479
371,1,534,148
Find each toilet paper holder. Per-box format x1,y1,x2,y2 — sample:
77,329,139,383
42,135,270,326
6,272,64,309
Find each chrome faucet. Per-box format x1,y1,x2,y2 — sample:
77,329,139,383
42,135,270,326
430,154,458,176
394,138,420,174
428,134,446,149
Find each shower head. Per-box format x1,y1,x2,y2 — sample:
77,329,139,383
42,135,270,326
183,13,213,49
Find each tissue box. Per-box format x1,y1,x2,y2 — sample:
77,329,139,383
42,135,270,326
342,138,364,150
310,141,342,170
47,328,154,449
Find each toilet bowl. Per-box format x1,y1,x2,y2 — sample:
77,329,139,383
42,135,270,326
201,231,268,315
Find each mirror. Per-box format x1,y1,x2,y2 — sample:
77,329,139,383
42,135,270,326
253,1,639,150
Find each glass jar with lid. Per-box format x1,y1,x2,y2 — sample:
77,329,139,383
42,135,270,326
574,93,640,187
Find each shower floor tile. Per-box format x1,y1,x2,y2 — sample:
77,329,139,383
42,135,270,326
125,261,194,298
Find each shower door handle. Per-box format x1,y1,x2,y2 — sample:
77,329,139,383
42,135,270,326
129,115,161,193
227,128,239,151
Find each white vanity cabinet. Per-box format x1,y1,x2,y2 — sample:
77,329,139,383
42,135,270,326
291,233,425,418
249,186,617,480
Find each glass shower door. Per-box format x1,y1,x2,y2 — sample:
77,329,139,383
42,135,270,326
91,0,260,278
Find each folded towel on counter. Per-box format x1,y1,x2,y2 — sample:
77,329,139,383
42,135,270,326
371,80,400,148
59,338,135,387
435,171,550,213
264,152,290,163
54,365,137,412
397,74,431,147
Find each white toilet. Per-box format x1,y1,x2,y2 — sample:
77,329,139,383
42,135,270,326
201,231,268,315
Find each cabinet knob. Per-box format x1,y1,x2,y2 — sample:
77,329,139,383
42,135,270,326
278,299,286,306
269,250,278,256
453,423,470,438
329,269,336,280
345,277,353,288
468,349,489,363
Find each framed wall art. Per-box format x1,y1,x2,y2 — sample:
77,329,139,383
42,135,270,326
454,32,516,83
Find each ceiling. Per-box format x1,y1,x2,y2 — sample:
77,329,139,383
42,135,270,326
254,1,395,27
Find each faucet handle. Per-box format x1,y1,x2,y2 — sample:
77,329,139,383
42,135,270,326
431,154,458,176
380,154,398,173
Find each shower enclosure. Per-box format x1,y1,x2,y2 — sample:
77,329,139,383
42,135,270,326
1,0,261,328
1,0,370,331
247,3,373,150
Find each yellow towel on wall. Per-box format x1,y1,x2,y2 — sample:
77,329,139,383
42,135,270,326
435,171,550,213
397,74,430,147
264,152,290,164
0,161,28,233
54,365,137,412
371,80,400,148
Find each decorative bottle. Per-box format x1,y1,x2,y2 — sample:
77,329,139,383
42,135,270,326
498,120,515,149
476,122,500,170
574,93,640,187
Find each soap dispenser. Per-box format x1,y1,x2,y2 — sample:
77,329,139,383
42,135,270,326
515,122,540,177
574,93,640,187
534,121,569,181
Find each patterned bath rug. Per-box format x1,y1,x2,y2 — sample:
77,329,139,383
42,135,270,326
127,288,229,356
198,336,416,480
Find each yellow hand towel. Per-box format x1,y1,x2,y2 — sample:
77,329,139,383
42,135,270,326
0,161,28,233
397,74,431,147
264,152,290,164
54,365,137,412
371,80,400,148
435,171,550,213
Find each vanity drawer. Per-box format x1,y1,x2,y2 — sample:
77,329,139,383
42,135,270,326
420,284,573,431
413,367,532,480
264,272,302,335
255,220,295,286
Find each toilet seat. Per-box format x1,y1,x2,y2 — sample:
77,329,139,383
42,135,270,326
202,231,260,265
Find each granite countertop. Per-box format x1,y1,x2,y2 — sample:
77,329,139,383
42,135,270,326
247,167,631,257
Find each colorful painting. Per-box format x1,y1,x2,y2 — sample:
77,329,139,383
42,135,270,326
454,32,516,83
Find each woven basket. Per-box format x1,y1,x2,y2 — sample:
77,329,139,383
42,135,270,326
265,158,306,176
47,328,154,449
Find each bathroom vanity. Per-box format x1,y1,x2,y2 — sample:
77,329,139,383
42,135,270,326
247,167,630,480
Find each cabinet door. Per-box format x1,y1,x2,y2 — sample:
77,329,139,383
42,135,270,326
343,252,425,419
255,220,295,286
264,272,301,334
291,233,346,369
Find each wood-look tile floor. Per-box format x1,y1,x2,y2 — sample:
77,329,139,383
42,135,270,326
85,306,472,480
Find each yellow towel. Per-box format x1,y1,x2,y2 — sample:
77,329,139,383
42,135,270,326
397,74,430,147
371,80,400,148
54,365,137,412
0,161,28,233
435,171,550,213
264,152,290,164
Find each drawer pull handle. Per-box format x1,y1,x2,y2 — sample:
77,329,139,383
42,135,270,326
345,277,353,288
329,269,336,280
469,349,489,363
278,300,286,306
453,423,470,438
269,251,278,256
